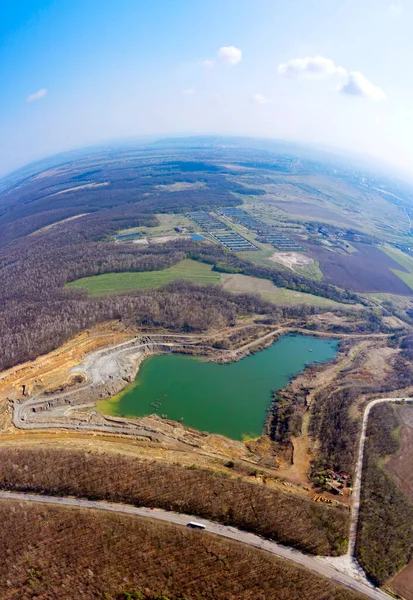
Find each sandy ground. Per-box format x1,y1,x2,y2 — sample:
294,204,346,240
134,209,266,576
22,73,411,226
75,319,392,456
0,322,133,404
133,234,191,245
362,346,398,381
269,251,316,271
47,182,109,196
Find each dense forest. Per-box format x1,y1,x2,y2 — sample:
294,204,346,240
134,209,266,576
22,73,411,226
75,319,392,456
0,147,365,372
0,501,362,600
0,447,349,556
309,351,413,477
356,403,413,585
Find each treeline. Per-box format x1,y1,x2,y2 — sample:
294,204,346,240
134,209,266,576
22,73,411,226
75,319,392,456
0,281,273,371
0,158,245,243
0,150,369,374
0,196,362,372
0,447,349,556
309,387,360,475
268,339,413,480
356,404,413,585
309,352,413,477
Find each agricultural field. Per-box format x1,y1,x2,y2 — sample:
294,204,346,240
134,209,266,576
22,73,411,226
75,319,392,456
117,213,194,238
0,501,362,600
66,259,221,295
244,172,412,242
305,242,413,294
67,258,349,308
241,170,413,246
381,245,413,292
221,273,343,308
271,199,358,227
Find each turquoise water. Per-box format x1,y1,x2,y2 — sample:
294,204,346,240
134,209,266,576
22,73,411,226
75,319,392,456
100,334,338,440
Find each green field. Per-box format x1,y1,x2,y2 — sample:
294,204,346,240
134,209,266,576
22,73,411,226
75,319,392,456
382,245,413,274
117,213,193,237
381,246,413,291
392,269,413,292
260,289,342,307
67,257,353,309
66,259,221,295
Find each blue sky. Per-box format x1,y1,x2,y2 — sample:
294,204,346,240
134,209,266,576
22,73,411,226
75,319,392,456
1,0,412,176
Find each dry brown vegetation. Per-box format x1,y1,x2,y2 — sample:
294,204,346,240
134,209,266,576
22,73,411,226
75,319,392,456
386,406,413,500
0,501,365,600
0,447,349,556
385,406,413,599
356,404,413,586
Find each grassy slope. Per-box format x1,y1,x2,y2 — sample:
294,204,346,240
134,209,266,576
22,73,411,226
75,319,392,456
0,501,364,600
67,257,345,307
260,289,341,307
67,259,221,295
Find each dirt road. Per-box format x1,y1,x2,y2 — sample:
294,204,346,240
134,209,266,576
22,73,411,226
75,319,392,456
348,396,413,557
0,490,391,600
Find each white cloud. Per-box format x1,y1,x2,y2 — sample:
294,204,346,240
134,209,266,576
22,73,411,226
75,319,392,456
218,46,242,67
278,56,345,79
183,88,195,95
390,3,403,16
202,59,215,68
26,88,48,102
278,55,386,101
339,71,387,101
251,93,272,105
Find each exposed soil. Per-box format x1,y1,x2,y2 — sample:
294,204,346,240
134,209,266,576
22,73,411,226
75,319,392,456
389,560,413,600
0,321,134,405
269,251,316,271
305,242,413,294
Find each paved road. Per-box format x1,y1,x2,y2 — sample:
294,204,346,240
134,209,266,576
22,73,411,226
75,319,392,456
0,490,390,600
348,397,413,557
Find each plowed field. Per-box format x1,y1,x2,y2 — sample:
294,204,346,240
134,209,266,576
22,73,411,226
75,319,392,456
306,243,413,294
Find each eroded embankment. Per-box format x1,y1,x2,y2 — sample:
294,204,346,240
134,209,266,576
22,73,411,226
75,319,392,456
6,320,390,445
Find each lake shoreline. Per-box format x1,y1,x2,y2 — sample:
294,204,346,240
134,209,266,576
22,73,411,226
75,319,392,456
97,334,340,440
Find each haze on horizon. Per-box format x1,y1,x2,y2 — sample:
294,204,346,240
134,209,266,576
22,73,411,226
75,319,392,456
1,0,412,178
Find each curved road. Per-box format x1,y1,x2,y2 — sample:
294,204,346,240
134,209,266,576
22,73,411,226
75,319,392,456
8,337,408,598
0,490,390,600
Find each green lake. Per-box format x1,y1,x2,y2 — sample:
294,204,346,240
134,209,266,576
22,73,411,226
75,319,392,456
98,334,339,440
